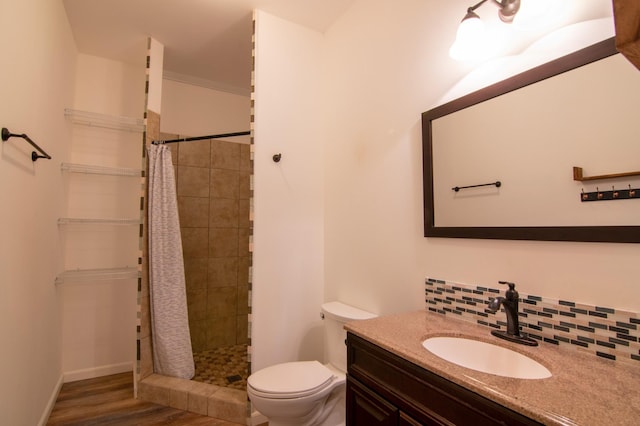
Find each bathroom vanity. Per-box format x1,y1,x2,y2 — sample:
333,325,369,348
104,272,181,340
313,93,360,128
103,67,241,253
345,311,640,426
346,332,539,425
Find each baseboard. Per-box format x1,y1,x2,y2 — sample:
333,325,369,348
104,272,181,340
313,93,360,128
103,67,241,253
63,361,134,383
38,373,63,426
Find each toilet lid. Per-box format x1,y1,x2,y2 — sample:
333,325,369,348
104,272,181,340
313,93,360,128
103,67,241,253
248,361,334,398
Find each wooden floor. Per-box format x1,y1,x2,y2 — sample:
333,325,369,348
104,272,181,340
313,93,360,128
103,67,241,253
47,372,245,425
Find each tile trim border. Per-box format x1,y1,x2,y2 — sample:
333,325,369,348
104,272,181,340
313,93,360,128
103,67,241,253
425,277,640,364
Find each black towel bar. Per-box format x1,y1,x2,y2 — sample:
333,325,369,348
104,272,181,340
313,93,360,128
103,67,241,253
452,181,501,192
2,127,52,161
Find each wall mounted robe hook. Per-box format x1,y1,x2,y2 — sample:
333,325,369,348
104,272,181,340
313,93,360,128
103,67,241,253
272,153,282,163
580,184,639,202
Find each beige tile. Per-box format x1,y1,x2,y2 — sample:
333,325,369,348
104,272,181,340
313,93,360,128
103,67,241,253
239,170,251,200
136,381,156,403
237,285,249,315
169,144,178,165
208,287,238,317
187,381,218,415
178,196,209,228
138,375,171,406
236,314,248,344
146,111,161,144
184,257,209,290
237,228,250,256
169,388,189,411
139,295,151,339
159,132,179,140
181,227,209,258
209,228,239,258
159,132,179,165
177,166,210,197
141,374,170,386
168,377,197,410
211,140,240,170
139,336,153,379
206,315,237,348
210,198,239,228
187,286,207,321
240,143,251,172
211,168,239,199
208,257,239,288
208,387,248,424
178,139,210,168
189,318,207,352
237,257,250,289
238,199,250,228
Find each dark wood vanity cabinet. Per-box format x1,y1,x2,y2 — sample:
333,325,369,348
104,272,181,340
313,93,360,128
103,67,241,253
346,333,542,426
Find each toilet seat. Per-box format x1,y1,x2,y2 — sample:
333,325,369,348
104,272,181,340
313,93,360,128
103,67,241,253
247,361,335,399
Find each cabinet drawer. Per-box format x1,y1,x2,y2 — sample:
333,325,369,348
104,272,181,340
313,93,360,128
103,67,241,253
347,376,398,426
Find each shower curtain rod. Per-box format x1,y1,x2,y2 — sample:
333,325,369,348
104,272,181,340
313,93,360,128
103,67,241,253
151,131,250,145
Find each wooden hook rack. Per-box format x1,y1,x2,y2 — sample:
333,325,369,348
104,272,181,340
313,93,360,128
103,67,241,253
573,166,640,182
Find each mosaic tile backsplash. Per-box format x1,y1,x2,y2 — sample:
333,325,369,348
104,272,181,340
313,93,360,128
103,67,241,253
426,278,640,364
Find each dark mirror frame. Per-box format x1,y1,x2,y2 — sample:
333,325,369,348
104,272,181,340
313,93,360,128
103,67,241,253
422,37,640,243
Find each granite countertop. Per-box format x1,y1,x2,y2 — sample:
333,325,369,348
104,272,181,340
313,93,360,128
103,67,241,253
344,310,640,426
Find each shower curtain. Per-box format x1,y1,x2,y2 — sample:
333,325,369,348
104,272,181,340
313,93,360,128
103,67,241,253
147,144,195,379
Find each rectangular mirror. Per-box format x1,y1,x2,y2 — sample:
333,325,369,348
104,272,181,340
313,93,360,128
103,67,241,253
422,38,640,243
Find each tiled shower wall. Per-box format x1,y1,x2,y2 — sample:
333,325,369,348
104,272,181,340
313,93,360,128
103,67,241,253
425,278,640,364
161,132,251,352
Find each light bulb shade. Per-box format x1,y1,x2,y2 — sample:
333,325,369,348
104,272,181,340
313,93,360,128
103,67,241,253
458,13,484,40
449,14,486,60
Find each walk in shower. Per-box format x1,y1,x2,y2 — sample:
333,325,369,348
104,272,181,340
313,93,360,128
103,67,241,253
158,131,252,390
136,106,251,424
135,26,253,421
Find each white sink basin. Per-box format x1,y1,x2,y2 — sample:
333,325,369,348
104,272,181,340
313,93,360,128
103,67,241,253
422,336,551,379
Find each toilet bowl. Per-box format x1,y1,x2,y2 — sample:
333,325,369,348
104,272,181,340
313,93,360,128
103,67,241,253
247,302,376,426
248,361,345,425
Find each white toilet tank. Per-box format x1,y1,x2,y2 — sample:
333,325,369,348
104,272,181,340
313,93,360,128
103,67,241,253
321,301,377,373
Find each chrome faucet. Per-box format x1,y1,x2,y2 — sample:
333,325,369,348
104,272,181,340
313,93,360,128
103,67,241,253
487,281,537,346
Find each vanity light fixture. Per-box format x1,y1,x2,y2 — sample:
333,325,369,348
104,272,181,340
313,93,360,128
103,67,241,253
449,0,521,61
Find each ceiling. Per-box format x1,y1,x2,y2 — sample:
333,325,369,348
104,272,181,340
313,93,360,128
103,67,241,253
63,0,356,95
63,1,613,97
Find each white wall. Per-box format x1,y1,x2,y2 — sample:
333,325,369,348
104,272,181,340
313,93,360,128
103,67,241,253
59,53,145,381
0,0,76,424
321,0,640,315
252,10,326,371
161,79,250,139
73,54,146,119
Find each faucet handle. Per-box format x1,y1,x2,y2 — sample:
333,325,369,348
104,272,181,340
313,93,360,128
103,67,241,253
498,280,515,289
498,281,518,300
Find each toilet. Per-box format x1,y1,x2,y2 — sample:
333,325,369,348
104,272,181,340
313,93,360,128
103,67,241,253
247,301,377,426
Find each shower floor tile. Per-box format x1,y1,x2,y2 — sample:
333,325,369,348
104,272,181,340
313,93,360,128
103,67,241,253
193,344,248,390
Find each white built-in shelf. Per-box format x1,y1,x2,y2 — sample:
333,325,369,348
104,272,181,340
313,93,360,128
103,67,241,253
64,108,145,133
55,267,140,285
58,217,141,226
61,162,142,177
